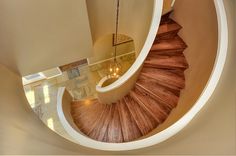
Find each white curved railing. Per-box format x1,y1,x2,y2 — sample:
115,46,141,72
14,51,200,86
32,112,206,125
96,0,163,93
57,0,228,151
97,75,119,88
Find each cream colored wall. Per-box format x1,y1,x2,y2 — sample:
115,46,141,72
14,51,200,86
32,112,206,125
86,0,155,103
88,34,134,64
0,0,235,155
86,0,154,56
148,0,219,134
0,0,93,76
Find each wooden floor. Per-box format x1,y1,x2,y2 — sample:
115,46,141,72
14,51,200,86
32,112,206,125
71,11,189,143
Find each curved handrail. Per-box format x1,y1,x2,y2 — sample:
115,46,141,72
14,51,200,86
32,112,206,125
57,87,102,144
96,0,163,93
57,0,228,151
97,75,119,88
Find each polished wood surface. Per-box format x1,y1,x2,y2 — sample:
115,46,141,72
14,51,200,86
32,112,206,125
106,104,123,142
124,95,157,135
70,12,189,143
118,99,142,142
130,87,169,123
144,54,189,69
157,19,182,40
136,75,179,109
152,36,187,53
141,67,185,91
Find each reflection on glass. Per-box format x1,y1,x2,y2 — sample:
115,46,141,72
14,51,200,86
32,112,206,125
26,90,35,108
43,85,50,104
47,118,54,130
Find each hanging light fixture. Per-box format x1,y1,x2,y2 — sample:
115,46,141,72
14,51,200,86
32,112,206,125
108,0,122,78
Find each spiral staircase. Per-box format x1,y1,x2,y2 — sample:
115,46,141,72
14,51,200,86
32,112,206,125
71,11,188,143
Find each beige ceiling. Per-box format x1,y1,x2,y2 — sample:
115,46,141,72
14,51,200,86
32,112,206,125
0,0,93,76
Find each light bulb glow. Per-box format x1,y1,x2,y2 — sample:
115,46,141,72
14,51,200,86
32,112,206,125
108,60,121,78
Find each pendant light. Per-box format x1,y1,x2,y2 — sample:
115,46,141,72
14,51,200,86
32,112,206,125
108,0,122,78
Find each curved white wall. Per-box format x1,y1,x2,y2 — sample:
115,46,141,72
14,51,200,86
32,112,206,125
87,0,163,102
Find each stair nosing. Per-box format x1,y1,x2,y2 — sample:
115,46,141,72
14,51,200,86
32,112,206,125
135,82,176,110
129,91,163,124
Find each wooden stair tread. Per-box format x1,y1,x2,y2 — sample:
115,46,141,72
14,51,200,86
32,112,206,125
71,99,99,112
102,129,109,142
141,67,185,90
149,47,185,56
136,75,179,109
88,104,113,141
134,85,172,114
71,100,105,134
144,54,189,70
124,95,157,135
118,99,142,142
151,36,187,52
130,88,169,123
106,104,123,143
139,74,181,97
157,19,182,36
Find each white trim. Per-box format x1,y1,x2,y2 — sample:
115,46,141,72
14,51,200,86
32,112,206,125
57,0,228,151
96,0,163,93
97,75,120,88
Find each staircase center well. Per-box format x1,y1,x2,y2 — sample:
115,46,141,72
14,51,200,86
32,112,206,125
70,12,189,143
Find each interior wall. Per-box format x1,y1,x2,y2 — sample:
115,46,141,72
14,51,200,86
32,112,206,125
86,0,155,103
86,0,154,56
0,0,235,155
0,0,93,76
172,0,218,114
147,0,219,134
88,34,134,64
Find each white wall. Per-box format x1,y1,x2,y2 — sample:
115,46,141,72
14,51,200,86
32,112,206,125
0,0,93,76
86,0,154,56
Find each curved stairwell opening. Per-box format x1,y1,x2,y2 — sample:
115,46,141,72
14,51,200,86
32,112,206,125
19,0,228,152
70,11,189,143
0,0,233,154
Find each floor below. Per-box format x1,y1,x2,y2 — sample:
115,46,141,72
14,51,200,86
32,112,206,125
23,52,135,141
